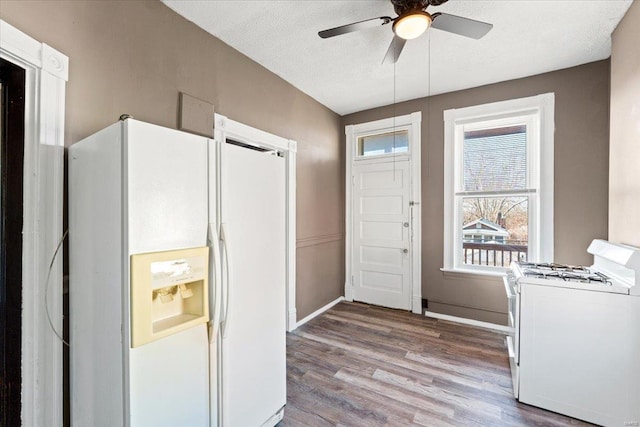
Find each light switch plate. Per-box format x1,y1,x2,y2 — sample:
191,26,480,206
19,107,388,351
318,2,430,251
178,92,214,138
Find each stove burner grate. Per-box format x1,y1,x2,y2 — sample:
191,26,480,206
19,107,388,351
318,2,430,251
518,262,590,273
522,268,612,286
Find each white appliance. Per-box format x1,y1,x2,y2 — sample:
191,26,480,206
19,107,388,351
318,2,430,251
69,119,211,426
70,118,287,427
208,138,287,427
504,239,640,426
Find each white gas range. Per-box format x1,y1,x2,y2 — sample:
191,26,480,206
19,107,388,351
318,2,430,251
504,239,640,427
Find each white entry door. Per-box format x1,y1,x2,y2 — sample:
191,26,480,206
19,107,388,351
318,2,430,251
352,160,412,310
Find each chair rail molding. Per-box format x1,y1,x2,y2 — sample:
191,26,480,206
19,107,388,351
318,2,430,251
296,233,344,248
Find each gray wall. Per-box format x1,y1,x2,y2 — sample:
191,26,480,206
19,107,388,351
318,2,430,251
343,61,610,324
610,1,640,248
0,0,345,321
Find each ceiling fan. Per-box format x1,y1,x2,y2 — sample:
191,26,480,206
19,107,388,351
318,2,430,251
318,0,493,64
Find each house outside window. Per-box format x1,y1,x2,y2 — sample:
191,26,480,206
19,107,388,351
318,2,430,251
462,219,509,244
443,94,555,274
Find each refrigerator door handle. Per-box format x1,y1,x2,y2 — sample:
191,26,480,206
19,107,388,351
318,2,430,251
220,222,232,338
207,222,223,343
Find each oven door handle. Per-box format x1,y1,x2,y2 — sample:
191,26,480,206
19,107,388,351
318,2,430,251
503,275,516,299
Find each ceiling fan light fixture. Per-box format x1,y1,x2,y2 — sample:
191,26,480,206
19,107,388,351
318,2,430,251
393,10,432,40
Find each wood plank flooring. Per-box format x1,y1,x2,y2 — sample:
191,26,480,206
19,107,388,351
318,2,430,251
281,302,593,427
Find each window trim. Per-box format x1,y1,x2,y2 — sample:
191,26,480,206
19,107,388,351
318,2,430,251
443,93,554,274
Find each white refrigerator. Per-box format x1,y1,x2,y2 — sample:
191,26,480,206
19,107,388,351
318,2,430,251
70,118,287,427
69,119,211,426
209,138,287,427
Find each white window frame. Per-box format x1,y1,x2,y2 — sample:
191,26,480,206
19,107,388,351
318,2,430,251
443,94,554,275
1,20,68,426
345,111,422,314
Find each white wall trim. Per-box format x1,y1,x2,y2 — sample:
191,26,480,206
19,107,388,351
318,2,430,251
1,19,68,427
409,111,422,314
214,114,292,152
286,138,297,332
295,297,345,329
344,124,354,303
424,310,511,334
345,112,422,313
213,114,298,333
412,296,423,314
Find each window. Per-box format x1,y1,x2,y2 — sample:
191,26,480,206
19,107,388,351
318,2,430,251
443,94,554,273
357,130,409,157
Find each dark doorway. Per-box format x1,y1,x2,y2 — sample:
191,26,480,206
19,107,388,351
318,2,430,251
0,57,26,426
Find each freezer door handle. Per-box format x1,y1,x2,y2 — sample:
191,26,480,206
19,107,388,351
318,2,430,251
207,222,223,343
220,222,232,338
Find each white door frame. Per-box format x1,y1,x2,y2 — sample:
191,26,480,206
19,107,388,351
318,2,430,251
1,20,68,426
213,114,298,332
345,112,422,314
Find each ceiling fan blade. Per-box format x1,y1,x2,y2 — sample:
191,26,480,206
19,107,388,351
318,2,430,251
382,36,407,65
318,16,392,39
431,12,493,39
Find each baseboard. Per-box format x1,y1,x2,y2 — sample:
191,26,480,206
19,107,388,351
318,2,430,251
424,310,511,333
294,296,345,329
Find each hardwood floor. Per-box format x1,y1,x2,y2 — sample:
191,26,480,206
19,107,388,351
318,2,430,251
281,302,593,427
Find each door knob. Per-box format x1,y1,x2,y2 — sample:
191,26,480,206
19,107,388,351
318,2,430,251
403,222,409,227
403,249,409,254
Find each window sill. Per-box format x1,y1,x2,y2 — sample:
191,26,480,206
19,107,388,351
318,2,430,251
440,267,508,278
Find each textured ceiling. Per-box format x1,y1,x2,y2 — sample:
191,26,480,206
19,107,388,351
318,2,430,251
162,0,633,116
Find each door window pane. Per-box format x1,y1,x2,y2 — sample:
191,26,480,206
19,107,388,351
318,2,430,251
357,130,408,157
461,196,528,267
463,125,527,191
